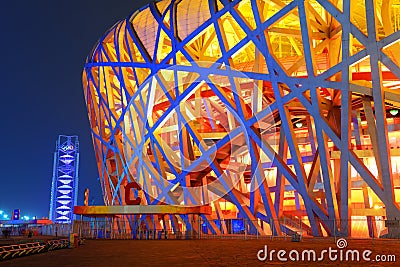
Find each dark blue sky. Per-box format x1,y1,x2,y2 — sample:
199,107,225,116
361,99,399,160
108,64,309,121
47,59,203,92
0,0,151,218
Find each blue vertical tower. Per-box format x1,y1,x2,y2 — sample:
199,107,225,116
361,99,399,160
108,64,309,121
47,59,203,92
49,135,79,224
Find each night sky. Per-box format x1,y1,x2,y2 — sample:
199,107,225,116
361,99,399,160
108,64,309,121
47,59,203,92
0,0,151,219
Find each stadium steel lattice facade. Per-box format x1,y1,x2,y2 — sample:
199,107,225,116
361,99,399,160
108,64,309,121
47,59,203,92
82,0,400,237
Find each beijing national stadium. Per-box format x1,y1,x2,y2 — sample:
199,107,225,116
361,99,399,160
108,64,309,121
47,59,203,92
81,0,400,238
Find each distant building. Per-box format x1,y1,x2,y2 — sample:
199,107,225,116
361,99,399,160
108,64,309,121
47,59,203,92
12,209,20,220
49,135,79,223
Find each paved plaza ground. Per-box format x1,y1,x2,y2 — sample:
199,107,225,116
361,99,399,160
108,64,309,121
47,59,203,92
3,237,400,266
